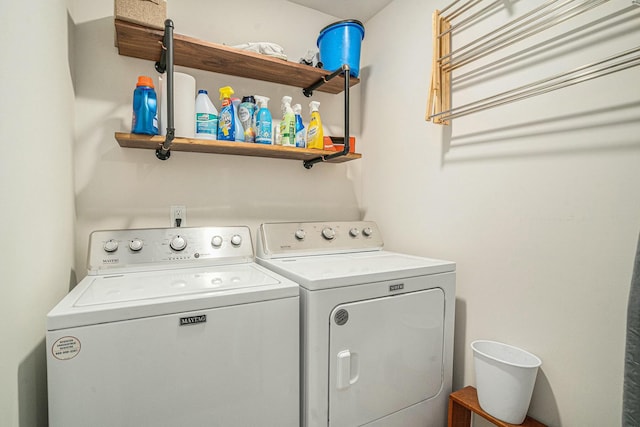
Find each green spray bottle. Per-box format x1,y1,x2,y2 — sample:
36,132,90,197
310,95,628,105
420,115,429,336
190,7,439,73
279,96,296,147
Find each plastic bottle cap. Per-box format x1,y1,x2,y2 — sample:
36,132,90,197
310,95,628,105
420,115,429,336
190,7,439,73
198,89,208,94
219,86,235,100
242,95,256,103
255,95,270,106
137,76,154,88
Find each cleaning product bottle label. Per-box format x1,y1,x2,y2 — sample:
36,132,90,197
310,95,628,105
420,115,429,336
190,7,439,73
307,126,317,139
196,113,218,135
238,105,253,124
239,104,256,142
218,109,233,139
280,119,295,146
256,119,272,144
295,115,305,148
306,121,323,149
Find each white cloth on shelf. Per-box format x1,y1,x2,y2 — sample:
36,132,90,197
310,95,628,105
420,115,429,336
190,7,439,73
232,42,288,60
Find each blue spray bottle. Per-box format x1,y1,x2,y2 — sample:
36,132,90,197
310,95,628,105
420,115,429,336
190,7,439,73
254,95,273,144
293,103,305,148
217,86,235,141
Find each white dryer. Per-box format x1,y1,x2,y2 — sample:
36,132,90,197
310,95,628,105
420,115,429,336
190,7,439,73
256,221,455,427
46,226,299,427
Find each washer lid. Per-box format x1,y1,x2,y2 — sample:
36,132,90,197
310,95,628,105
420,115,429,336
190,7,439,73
47,264,298,330
257,250,455,290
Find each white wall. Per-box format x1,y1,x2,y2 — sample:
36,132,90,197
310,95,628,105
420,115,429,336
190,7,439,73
362,0,640,425
72,0,363,277
0,1,75,426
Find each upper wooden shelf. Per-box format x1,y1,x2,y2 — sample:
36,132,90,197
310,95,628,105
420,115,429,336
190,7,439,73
114,19,359,94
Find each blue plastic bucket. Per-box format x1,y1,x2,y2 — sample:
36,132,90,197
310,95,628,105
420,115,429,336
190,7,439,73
317,20,365,78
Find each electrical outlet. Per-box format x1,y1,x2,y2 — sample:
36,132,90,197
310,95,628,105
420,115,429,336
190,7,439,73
171,205,186,227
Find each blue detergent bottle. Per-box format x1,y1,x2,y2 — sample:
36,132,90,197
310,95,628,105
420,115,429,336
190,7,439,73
131,76,159,135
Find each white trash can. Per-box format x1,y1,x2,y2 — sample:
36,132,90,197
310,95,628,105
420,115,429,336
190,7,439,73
471,340,542,424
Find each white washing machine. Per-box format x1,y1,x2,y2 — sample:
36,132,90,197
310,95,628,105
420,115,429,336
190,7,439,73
46,226,299,427
256,221,456,427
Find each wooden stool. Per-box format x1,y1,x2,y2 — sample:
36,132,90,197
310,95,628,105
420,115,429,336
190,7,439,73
448,386,547,427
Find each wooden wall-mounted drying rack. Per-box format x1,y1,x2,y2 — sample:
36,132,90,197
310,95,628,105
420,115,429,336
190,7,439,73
426,0,640,125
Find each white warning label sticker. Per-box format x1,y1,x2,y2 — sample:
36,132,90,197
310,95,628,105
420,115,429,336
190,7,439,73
52,336,81,360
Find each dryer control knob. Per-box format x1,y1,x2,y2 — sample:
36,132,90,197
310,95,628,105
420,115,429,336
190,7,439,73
349,228,360,237
362,227,373,237
211,235,223,248
170,235,187,251
295,229,306,240
322,227,336,240
230,234,242,246
129,239,143,251
103,239,118,253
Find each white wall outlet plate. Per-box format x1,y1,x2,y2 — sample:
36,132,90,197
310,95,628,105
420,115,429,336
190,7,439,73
171,205,186,227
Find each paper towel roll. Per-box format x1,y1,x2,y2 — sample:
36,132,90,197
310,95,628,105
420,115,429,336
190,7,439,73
159,72,196,138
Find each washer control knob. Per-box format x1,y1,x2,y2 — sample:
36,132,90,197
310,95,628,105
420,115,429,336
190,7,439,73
170,235,187,251
211,235,223,248
295,229,306,240
230,234,242,246
103,239,118,253
362,227,373,237
322,227,336,240
349,228,360,237
129,239,143,251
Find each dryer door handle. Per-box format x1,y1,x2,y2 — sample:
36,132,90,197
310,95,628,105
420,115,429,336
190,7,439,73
336,350,359,389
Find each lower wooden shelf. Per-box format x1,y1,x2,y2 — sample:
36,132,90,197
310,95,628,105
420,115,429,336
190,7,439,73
448,386,547,427
115,132,361,164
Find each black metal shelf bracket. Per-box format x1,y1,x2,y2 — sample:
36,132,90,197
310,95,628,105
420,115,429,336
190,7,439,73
302,64,351,169
155,19,174,160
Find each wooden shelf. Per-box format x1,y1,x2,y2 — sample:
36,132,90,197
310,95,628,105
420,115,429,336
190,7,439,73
114,19,362,166
448,386,547,427
115,133,362,164
114,19,359,94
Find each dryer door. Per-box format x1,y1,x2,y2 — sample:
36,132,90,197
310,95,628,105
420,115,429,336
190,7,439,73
328,288,445,427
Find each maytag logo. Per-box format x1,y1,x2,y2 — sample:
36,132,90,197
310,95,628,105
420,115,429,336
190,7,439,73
389,283,404,292
180,315,207,326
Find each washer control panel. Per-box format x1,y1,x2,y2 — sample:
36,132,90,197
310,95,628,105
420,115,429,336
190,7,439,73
257,221,384,258
87,226,253,274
